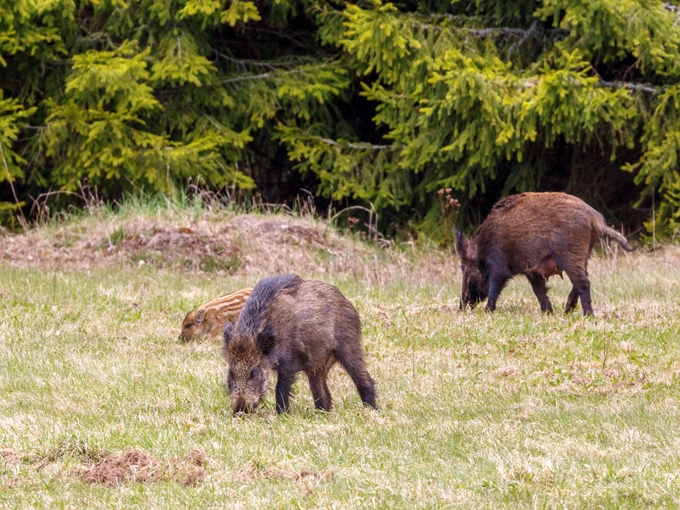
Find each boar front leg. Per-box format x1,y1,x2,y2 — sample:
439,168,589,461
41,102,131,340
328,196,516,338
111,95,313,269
275,371,296,414
485,274,510,312
526,273,554,313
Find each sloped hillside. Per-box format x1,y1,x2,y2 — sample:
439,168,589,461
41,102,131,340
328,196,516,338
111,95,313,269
0,208,458,285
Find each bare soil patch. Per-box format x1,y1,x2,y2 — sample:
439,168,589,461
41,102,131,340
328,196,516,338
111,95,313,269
1,446,211,487
76,448,210,486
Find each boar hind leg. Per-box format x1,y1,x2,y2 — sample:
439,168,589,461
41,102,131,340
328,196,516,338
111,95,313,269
526,273,553,313
275,371,296,414
307,371,332,411
335,346,377,409
565,286,580,313
350,369,377,409
578,279,593,316
564,269,593,316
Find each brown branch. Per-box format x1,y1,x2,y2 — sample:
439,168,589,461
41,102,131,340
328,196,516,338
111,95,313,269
597,80,661,94
318,138,390,151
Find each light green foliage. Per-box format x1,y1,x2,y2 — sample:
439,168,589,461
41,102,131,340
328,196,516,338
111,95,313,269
0,0,73,66
150,32,217,86
278,125,403,206
42,41,249,192
3,0,680,235
0,90,34,214
0,91,35,183
413,48,637,195
220,0,261,26
537,0,680,75
339,2,422,83
327,1,675,214
178,0,224,21
0,0,343,199
624,85,680,238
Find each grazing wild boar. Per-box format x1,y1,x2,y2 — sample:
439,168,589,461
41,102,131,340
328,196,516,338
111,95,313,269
222,274,377,414
179,288,252,341
454,192,634,316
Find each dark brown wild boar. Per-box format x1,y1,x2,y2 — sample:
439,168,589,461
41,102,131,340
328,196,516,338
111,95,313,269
222,274,377,414
454,192,634,316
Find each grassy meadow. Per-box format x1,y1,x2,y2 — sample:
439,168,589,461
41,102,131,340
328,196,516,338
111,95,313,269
1,208,680,508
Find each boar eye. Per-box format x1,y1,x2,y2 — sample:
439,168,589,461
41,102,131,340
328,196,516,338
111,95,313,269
227,369,234,382
249,368,257,380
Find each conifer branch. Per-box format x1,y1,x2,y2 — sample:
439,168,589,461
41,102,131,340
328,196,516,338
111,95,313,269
597,80,661,94
213,52,318,70
220,64,329,84
319,138,390,150
407,17,567,39
406,20,530,36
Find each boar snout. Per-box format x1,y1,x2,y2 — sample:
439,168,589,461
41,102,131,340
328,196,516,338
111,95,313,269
460,292,477,310
459,267,488,310
229,389,263,415
231,398,258,415
460,289,482,310
226,363,268,415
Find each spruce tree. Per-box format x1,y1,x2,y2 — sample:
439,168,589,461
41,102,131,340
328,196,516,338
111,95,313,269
2,0,680,236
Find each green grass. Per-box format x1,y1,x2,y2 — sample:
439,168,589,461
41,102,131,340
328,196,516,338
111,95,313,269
1,247,680,508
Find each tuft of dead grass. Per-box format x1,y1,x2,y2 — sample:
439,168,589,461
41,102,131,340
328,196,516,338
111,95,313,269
231,462,335,483
0,448,21,466
1,446,211,487
75,448,211,486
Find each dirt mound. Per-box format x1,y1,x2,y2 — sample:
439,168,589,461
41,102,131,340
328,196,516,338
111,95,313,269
77,448,210,486
0,210,458,283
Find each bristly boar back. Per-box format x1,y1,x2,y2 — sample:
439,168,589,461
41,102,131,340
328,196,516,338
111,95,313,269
454,192,634,316
222,274,377,415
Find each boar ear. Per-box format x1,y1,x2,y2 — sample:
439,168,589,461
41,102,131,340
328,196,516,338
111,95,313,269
222,322,235,359
257,327,276,356
454,229,468,259
222,322,234,347
454,229,478,261
195,309,206,323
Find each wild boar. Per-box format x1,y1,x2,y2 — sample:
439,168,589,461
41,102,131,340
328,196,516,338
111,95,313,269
454,192,634,316
222,274,377,414
179,288,252,341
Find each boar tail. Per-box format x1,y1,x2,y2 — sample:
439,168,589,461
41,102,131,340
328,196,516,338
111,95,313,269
600,225,634,252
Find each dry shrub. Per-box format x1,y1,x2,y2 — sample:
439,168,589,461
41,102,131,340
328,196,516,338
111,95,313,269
77,448,210,486
0,449,21,465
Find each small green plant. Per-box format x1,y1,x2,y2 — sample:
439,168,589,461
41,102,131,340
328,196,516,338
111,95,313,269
199,253,241,273
109,228,126,247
